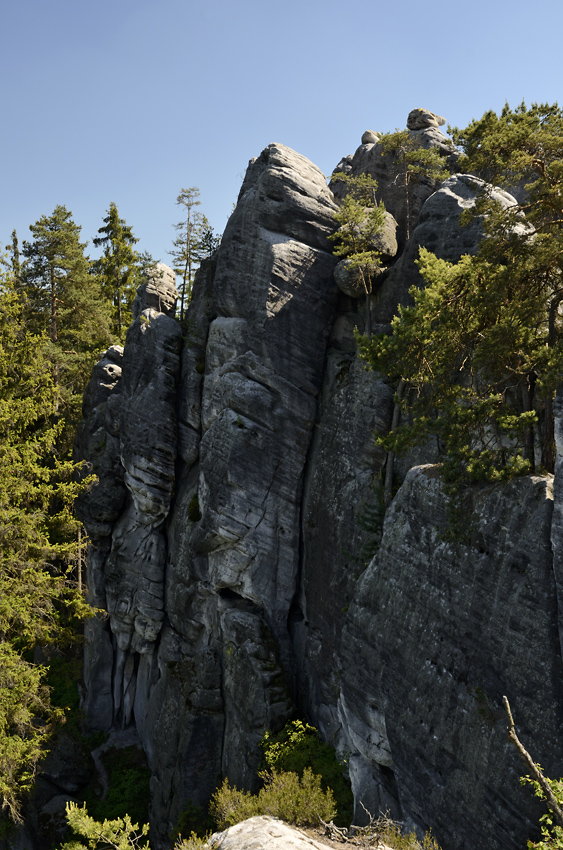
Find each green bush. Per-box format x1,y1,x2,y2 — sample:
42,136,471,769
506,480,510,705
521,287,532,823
84,746,151,827
61,802,149,849
209,767,336,830
187,494,201,522
172,798,214,842
261,720,353,826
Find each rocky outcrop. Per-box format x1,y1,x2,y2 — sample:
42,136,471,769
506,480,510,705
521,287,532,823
330,111,460,249
340,466,563,848
70,112,563,850
209,817,348,850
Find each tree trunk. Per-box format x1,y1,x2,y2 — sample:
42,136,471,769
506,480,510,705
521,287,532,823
50,265,57,342
384,380,405,507
521,375,535,472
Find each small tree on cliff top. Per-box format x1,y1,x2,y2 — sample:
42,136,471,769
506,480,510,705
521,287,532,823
378,129,450,240
329,173,386,337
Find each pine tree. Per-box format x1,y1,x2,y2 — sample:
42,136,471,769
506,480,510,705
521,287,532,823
93,202,139,340
328,173,386,337
21,206,112,446
0,269,90,824
361,102,563,484
169,187,220,320
378,130,450,240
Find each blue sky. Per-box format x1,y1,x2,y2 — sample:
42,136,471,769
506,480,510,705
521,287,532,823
1,0,562,269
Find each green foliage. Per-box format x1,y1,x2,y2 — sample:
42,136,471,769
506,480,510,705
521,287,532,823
209,767,337,830
261,720,353,826
172,798,214,842
187,494,201,522
174,833,209,850
169,187,220,320
85,747,151,827
60,802,149,850
359,247,543,485
93,203,140,341
378,130,450,239
521,772,563,849
0,267,92,823
361,102,563,485
329,174,385,337
20,205,113,447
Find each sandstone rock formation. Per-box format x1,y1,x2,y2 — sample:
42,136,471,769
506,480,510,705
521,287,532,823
209,817,352,850
68,112,563,850
406,107,446,130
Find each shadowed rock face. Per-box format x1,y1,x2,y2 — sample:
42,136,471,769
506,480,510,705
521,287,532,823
340,467,563,849
72,124,563,850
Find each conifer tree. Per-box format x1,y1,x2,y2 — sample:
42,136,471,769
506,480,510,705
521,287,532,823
361,102,563,484
378,130,450,240
329,173,386,337
21,206,112,446
0,267,90,825
93,202,139,340
169,187,220,319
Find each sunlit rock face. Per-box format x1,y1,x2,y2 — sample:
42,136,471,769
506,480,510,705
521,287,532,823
72,114,563,850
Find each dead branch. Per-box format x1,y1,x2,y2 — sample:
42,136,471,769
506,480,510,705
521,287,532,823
503,695,563,829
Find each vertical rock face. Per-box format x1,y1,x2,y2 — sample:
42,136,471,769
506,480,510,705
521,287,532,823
75,266,182,729
340,467,563,850
74,116,563,850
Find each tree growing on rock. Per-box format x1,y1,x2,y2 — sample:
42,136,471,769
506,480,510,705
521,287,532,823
329,173,386,337
360,101,563,486
378,130,450,240
93,202,139,340
169,187,220,320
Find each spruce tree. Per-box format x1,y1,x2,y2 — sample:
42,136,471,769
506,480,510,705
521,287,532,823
0,271,89,825
93,202,139,340
21,205,112,446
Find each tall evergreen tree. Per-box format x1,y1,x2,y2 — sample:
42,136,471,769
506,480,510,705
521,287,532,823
21,206,112,445
169,187,220,319
0,268,89,825
93,202,139,340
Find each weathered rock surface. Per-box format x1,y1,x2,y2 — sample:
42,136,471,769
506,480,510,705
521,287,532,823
68,113,563,850
340,466,563,849
406,108,446,130
372,174,522,330
209,817,346,850
331,111,460,248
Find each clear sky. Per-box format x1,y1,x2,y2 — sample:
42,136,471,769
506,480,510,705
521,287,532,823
1,0,561,269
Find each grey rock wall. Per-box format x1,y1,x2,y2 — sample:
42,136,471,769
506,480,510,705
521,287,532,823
72,115,563,850
340,466,563,850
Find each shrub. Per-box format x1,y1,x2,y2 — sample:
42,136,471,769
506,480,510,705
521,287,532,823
172,798,214,842
84,746,151,827
174,834,209,850
209,767,336,830
61,802,149,849
261,719,353,826
187,494,201,522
